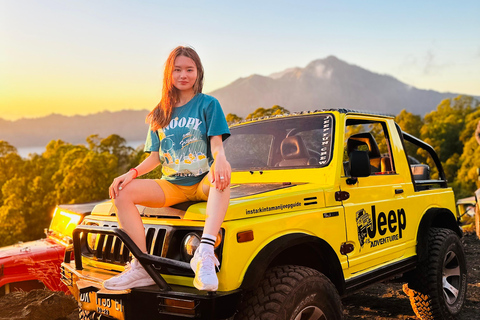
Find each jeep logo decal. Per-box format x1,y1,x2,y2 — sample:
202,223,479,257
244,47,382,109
356,206,406,249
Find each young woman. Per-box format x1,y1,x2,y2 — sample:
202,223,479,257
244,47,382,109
104,46,231,292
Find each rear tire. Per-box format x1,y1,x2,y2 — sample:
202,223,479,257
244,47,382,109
404,228,467,320
234,265,344,320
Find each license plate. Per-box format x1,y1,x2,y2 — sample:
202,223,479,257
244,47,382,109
79,291,125,320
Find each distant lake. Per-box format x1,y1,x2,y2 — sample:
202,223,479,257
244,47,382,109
17,140,145,158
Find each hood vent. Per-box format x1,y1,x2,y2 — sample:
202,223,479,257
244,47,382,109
303,197,318,206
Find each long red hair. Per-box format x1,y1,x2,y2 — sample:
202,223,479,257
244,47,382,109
147,46,204,131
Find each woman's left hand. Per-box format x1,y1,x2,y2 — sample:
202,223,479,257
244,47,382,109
210,154,231,191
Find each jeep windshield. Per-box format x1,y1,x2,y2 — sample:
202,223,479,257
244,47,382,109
225,113,334,170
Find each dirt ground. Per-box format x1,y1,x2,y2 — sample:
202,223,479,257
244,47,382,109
0,233,478,320
0,290,77,320
343,232,480,319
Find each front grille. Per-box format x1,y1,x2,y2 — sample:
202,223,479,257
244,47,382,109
79,222,210,276
84,223,168,266
60,265,73,287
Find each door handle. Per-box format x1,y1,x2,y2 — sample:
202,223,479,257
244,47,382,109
395,188,404,194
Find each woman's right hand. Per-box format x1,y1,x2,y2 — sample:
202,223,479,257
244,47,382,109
109,171,136,199
109,152,160,199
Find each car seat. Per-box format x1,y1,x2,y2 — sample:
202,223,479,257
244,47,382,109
347,132,382,173
277,136,317,167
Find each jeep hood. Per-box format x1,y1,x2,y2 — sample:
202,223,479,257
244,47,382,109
186,183,325,221
91,183,326,221
0,239,64,264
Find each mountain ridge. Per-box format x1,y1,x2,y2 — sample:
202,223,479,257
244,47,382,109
0,110,151,148
211,55,464,117
1,56,474,148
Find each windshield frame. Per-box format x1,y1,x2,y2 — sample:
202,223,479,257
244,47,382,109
226,113,335,171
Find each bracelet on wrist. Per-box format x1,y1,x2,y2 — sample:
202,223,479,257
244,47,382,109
129,168,139,179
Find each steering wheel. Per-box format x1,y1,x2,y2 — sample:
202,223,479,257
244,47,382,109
286,128,301,137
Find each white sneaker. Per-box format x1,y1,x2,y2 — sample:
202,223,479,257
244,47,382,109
103,259,155,290
190,250,219,291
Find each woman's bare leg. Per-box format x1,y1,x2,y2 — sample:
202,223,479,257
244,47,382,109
190,183,230,290
113,179,166,253
202,184,230,236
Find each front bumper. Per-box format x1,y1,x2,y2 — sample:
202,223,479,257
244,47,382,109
61,261,241,320
62,225,240,319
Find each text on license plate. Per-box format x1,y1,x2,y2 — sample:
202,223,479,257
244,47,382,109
79,291,124,319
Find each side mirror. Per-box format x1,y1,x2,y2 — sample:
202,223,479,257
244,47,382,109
348,151,371,184
411,164,430,180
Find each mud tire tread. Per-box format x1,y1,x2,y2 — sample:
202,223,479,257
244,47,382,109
405,227,467,320
403,283,434,320
234,265,343,320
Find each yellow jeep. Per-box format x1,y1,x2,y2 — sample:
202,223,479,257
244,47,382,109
62,110,466,320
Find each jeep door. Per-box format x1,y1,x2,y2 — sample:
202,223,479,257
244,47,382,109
339,117,411,274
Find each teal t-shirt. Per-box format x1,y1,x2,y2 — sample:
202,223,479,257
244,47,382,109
144,93,230,186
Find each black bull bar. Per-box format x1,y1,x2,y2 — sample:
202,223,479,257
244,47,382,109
69,225,192,291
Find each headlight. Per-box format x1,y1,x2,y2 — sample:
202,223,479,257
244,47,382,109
466,205,475,217
181,231,223,262
213,231,223,247
181,233,201,261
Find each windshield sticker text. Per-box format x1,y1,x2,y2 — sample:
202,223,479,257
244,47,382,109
318,116,333,166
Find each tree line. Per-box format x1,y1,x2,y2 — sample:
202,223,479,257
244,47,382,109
0,135,162,246
0,96,479,246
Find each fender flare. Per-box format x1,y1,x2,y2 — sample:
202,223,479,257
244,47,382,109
241,233,345,294
416,207,461,264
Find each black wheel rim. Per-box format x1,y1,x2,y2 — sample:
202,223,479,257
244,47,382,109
442,250,461,305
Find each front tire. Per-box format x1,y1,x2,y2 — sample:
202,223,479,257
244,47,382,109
234,265,344,320
404,228,467,320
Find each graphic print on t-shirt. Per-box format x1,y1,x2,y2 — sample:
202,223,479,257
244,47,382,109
159,116,208,177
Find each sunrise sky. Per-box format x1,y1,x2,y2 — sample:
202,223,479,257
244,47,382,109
1,0,479,121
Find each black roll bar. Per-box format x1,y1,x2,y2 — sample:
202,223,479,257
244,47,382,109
402,131,448,187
